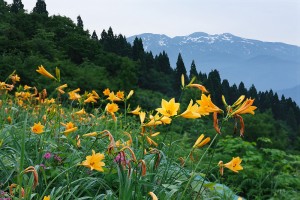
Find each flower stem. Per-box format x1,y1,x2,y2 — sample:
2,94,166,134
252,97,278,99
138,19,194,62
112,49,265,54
180,133,219,199
18,112,28,198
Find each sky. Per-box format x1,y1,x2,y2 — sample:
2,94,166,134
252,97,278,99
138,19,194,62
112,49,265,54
6,0,300,46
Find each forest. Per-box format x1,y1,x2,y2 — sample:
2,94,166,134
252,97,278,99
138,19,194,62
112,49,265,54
0,0,300,199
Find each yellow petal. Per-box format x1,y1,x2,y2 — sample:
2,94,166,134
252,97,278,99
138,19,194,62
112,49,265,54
36,65,56,79
181,74,185,88
151,132,160,137
126,90,134,100
83,132,98,137
139,111,146,124
193,134,204,148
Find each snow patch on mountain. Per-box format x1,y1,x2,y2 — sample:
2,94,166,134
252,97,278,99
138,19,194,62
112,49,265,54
127,32,300,93
158,40,166,46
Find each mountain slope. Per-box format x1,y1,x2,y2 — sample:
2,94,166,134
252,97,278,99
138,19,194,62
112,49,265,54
277,85,300,106
127,32,300,93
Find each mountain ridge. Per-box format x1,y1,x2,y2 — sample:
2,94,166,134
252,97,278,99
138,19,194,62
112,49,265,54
128,32,300,61
127,32,300,102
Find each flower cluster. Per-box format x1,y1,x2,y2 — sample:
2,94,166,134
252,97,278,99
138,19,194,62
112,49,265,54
0,66,257,199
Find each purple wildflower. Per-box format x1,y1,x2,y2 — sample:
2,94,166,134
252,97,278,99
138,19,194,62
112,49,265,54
43,152,52,159
114,152,128,165
54,154,62,163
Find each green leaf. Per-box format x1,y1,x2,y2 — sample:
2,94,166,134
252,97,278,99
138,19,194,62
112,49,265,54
203,182,216,189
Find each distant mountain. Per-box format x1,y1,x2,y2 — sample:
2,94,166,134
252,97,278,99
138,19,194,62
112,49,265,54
277,85,300,106
127,32,300,98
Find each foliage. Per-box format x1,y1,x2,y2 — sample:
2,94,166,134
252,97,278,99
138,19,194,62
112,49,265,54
1,1,299,148
32,0,48,15
10,0,24,13
213,136,300,199
0,66,261,199
0,2,299,198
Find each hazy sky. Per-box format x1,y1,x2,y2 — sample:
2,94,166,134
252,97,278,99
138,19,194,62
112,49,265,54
6,0,300,46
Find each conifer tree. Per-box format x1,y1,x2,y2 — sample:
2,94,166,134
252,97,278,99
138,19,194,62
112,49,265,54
174,53,188,95
189,60,198,81
77,15,83,29
0,0,9,15
198,71,207,84
238,81,248,95
91,30,98,40
115,34,131,56
248,84,258,100
271,93,281,120
10,0,24,13
132,37,144,61
100,29,107,39
206,70,222,105
33,0,48,15
221,79,231,103
229,84,239,104
136,51,154,89
154,51,172,74
107,27,114,40
100,27,117,52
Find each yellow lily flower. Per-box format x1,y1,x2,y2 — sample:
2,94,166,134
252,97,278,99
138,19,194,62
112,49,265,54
43,195,50,200
146,136,158,146
196,94,223,114
31,122,45,134
156,98,180,117
139,111,146,124
193,134,211,148
56,84,68,94
61,122,77,136
105,103,119,114
84,96,97,103
145,118,162,127
230,98,257,116
126,90,134,100
103,88,110,96
130,105,141,115
107,92,121,102
91,90,100,99
36,65,56,79
232,95,245,107
11,74,20,84
181,74,185,88
24,85,32,90
68,88,81,101
222,95,228,107
180,100,201,119
75,108,86,115
146,113,171,126
70,88,80,93
43,98,55,104
151,132,160,137
160,115,172,124
116,90,124,99
81,150,105,172
222,157,243,173
83,132,98,137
